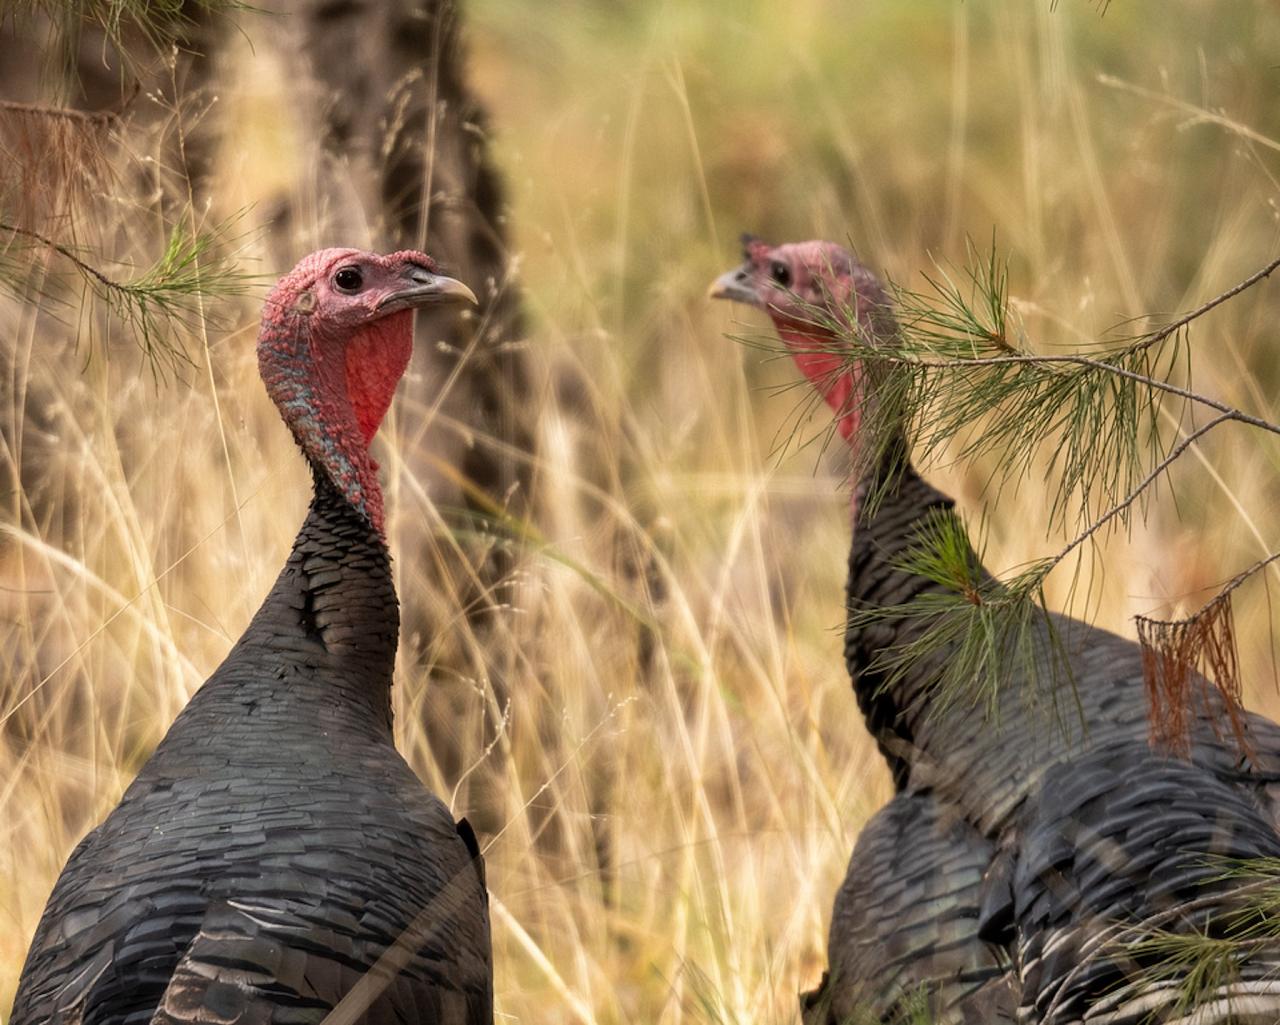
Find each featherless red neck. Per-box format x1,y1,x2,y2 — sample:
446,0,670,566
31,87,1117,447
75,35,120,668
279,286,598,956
257,248,477,534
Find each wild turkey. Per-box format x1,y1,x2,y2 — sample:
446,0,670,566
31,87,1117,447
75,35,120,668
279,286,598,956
711,237,1280,1024
11,249,493,1025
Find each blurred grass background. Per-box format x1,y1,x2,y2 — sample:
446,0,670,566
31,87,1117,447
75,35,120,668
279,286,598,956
3,1,1280,1021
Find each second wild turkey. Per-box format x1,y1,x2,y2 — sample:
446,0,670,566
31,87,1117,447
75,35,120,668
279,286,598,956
11,249,493,1025
710,237,1280,1024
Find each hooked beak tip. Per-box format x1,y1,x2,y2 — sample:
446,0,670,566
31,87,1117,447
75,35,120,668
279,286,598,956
708,268,761,307
417,273,479,308
379,273,479,313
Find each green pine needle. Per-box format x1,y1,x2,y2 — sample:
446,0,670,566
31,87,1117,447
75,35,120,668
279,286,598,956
848,509,1075,729
1,216,258,376
1117,860,1280,1023
104,220,257,373
817,239,1187,536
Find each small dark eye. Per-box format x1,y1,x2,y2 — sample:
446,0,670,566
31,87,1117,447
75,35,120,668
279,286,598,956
770,261,792,287
334,266,363,292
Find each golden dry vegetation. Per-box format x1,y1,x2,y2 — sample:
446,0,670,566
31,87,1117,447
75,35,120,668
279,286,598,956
4,1,1280,1021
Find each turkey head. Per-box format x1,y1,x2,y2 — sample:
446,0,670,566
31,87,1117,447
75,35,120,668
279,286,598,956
257,248,477,533
709,235,897,450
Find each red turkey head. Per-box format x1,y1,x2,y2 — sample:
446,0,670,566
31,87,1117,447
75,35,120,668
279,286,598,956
709,235,897,446
258,248,477,534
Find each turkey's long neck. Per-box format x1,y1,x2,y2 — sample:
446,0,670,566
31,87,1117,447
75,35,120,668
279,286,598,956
223,465,399,740
844,436,983,785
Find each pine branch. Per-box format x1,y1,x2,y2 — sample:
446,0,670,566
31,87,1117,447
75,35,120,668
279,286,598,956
901,351,1279,437
856,250,1280,531
777,243,1280,732
1,218,256,374
848,510,1075,728
829,243,1280,536
1105,860,1280,1020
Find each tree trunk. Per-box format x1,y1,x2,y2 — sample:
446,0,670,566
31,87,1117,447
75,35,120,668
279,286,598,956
283,0,530,514
280,0,534,813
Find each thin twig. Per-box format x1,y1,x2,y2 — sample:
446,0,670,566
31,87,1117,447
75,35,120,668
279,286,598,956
855,251,1280,434
1051,412,1233,569
0,98,117,125
1141,551,1280,629
0,220,125,292
880,353,1280,439
1210,552,1280,608
1137,254,1280,352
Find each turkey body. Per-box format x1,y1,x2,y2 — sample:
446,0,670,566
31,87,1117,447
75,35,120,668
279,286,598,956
806,789,1013,1024
821,456,1280,1025
844,460,1280,834
12,475,492,1025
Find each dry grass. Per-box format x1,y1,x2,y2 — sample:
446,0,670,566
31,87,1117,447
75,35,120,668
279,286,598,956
4,1,1280,1022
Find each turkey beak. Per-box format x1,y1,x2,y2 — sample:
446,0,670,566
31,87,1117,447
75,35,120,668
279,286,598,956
708,264,763,307
380,264,479,312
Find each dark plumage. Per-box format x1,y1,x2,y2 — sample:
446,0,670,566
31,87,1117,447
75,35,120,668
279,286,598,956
802,791,1014,1024
11,249,492,1025
712,237,1280,1024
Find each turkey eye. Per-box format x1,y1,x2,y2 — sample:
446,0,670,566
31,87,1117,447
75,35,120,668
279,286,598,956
770,261,792,287
334,267,363,292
